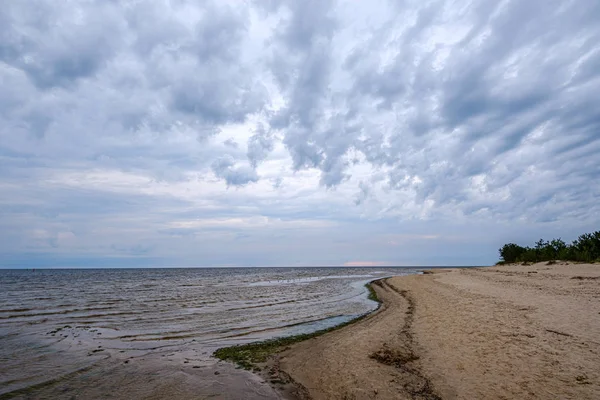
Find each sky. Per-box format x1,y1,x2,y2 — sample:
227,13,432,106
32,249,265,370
1,0,599,268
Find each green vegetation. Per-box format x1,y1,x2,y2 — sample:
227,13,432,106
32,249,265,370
214,280,382,370
498,231,600,264
366,282,381,303
214,316,368,370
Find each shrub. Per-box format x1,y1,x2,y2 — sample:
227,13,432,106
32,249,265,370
497,231,600,264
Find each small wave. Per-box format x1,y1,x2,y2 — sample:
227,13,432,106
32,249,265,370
0,308,34,313
0,307,137,320
225,298,303,311
248,274,374,287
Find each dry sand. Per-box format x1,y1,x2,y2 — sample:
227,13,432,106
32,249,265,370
274,263,600,400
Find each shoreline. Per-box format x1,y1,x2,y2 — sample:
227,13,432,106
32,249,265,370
253,262,600,399
263,276,440,399
214,277,429,399
213,281,386,399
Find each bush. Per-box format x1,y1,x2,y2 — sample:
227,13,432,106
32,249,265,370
498,243,526,263
498,231,600,264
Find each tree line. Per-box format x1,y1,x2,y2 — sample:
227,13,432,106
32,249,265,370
498,231,600,264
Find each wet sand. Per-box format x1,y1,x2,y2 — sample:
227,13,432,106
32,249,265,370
274,263,600,399
1,340,283,400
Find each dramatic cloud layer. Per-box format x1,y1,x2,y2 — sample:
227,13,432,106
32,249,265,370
1,0,599,267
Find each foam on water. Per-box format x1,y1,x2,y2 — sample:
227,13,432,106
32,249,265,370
247,274,376,286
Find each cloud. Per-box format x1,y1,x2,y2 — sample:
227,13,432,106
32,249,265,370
224,138,239,149
1,2,125,89
211,155,259,187
247,123,274,167
1,0,599,266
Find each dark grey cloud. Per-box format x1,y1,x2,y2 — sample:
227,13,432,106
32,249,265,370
0,2,124,88
305,0,600,217
267,0,340,179
211,155,258,187
169,67,264,125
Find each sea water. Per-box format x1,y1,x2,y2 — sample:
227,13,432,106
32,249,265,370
0,267,418,398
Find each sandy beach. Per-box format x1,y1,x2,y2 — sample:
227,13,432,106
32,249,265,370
273,263,600,399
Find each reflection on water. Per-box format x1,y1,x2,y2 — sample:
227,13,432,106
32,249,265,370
0,267,417,398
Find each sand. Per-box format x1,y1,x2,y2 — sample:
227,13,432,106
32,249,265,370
274,263,600,399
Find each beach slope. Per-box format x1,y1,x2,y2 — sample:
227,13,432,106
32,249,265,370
276,263,600,399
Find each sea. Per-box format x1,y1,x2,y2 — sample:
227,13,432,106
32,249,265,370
0,267,420,399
